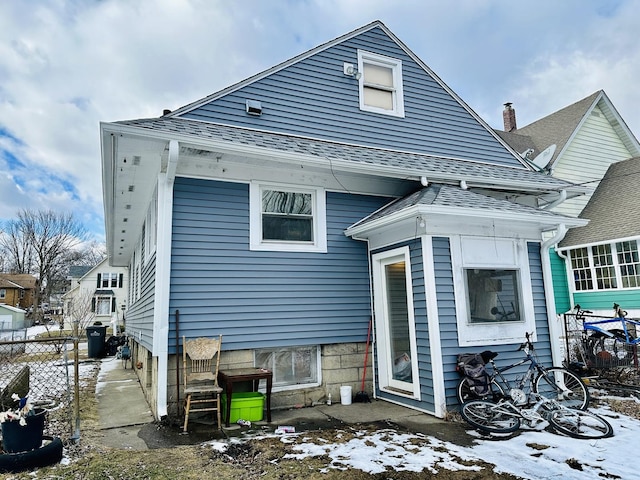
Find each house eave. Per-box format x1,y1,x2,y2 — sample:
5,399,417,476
345,205,587,239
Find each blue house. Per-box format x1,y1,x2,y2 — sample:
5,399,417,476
100,21,586,420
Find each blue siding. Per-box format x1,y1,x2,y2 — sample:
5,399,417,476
433,239,554,410
180,26,520,168
168,177,389,352
126,255,156,352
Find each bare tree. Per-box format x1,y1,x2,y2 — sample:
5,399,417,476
64,288,97,335
0,209,88,317
0,220,35,273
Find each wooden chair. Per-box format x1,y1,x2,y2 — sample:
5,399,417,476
182,335,223,432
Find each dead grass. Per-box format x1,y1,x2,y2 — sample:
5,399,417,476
0,367,518,480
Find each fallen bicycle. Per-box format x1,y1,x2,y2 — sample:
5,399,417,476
460,392,613,439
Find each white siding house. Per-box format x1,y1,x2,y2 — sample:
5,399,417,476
62,258,128,333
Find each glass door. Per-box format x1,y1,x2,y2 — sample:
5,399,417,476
372,247,419,396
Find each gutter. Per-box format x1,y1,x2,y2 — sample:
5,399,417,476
540,224,568,367
542,189,567,210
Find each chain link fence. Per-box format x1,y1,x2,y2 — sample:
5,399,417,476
0,331,79,443
564,311,639,371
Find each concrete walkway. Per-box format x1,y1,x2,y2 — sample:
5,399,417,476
95,358,471,449
95,357,155,450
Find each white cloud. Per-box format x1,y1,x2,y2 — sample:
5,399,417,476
1,0,639,240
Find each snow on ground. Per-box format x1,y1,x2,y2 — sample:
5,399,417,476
278,402,638,479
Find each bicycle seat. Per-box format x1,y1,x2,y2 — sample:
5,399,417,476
480,350,498,363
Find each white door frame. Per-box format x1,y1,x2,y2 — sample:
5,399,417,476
372,246,421,399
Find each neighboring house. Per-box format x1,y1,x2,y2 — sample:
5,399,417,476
496,91,640,217
0,274,38,313
100,21,587,421
556,156,640,317
61,258,128,333
497,91,640,315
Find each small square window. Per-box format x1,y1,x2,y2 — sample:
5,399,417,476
465,269,521,323
250,183,327,253
262,190,313,242
255,346,319,388
358,50,405,117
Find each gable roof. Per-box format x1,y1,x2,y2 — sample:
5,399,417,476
102,22,589,263
166,20,528,169
0,274,37,290
559,156,640,248
497,91,640,171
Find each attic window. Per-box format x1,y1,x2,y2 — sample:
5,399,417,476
357,50,405,118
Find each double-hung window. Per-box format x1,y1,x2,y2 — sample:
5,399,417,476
617,240,640,288
357,50,405,117
567,239,640,291
250,183,327,253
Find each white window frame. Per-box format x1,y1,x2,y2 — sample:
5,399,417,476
0,289,5,299
452,236,536,346
254,345,321,392
357,50,405,118
144,187,158,264
95,296,112,316
249,182,327,253
568,238,640,291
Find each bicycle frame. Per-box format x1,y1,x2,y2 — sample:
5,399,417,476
484,393,553,428
583,317,640,345
484,341,545,399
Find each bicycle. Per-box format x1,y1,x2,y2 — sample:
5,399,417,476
576,304,639,368
456,333,590,410
460,393,613,439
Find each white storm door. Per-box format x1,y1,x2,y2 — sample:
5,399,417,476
372,247,420,397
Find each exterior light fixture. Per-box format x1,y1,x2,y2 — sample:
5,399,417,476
343,63,362,80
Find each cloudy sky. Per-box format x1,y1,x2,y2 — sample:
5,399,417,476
1,0,639,241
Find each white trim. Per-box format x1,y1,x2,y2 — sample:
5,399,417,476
421,236,446,417
357,50,405,118
249,182,327,253
451,236,536,346
372,246,421,400
153,164,176,419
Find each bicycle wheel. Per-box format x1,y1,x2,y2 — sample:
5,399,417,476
460,400,520,434
534,367,590,410
456,377,505,405
548,408,613,439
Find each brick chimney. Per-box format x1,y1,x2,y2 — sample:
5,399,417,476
503,102,517,132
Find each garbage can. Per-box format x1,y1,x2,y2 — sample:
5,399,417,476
86,325,107,358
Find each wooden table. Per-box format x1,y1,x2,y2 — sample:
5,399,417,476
218,368,272,427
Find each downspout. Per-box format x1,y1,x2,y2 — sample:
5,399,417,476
542,189,567,210
154,139,179,419
541,223,567,367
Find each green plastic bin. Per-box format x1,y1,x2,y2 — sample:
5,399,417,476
221,392,265,423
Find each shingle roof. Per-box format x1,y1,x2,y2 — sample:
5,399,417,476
0,274,37,289
350,183,563,229
515,92,601,167
559,156,640,247
116,117,581,193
